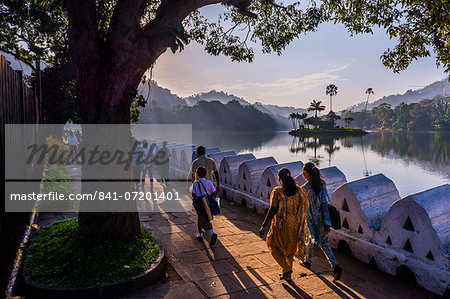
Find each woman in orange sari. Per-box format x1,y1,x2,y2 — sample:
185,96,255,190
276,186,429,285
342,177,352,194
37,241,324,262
259,168,309,281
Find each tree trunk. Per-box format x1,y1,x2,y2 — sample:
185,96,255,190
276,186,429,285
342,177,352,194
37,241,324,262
72,38,164,238
66,0,195,237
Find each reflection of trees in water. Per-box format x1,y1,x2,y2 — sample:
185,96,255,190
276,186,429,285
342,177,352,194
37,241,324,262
290,136,307,153
360,137,372,177
343,131,449,167
290,136,342,167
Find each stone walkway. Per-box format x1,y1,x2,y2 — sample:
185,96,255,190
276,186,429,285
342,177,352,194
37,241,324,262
124,189,436,298
37,165,437,298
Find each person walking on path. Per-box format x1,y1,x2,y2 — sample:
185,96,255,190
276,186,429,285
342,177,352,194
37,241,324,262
156,141,171,183
188,146,220,194
191,167,218,246
259,168,309,281
300,162,343,281
140,140,155,186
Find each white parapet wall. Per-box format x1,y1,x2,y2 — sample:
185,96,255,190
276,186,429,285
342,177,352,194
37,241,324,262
208,151,237,169
173,145,194,169
192,147,221,161
373,184,450,295
330,173,400,241
164,145,449,295
295,166,347,196
169,144,186,169
234,157,278,209
259,161,304,203
219,154,256,200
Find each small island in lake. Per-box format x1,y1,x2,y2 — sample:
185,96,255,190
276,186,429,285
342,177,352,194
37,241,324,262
289,127,367,137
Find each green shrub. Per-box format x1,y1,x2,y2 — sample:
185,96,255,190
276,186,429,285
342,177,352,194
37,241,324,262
24,219,160,288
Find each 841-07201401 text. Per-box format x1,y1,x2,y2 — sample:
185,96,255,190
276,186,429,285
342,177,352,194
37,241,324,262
9,191,181,201
95,191,180,201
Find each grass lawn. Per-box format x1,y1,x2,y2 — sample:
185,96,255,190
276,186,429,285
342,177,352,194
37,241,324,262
24,219,160,288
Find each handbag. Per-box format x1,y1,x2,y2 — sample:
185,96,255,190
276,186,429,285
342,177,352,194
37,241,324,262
198,180,220,216
328,204,341,229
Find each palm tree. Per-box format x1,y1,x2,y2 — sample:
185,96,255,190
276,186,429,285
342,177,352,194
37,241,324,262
361,88,374,129
308,100,326,129
325,84,338,112
297,112,308,129
288,112,297,130
344,117,354,128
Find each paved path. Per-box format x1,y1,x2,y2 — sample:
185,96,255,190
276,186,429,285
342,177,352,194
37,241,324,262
38,165,437,298
124,188,436,298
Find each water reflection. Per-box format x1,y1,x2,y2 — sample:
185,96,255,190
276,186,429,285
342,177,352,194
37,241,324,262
192,130,448,196
289,131,449,172
192,130,276,153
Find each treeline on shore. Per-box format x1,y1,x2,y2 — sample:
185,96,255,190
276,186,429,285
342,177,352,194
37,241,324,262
139,100,276,131
341,97,449,131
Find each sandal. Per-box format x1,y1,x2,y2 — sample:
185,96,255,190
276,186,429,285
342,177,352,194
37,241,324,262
333,265,342,281
280,270,293,281
301,262,311,269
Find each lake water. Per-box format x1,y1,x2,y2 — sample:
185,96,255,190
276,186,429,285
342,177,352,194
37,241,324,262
192,130,449,197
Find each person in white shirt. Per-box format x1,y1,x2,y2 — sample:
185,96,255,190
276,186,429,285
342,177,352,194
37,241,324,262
67,131,79,148
191,167,218,246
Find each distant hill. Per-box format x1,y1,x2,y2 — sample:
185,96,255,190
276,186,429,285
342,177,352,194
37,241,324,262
346,78,450,112
185,90,250,106
138,82,307,130
139,100,277,131
138,82,187,110
182,90,308,129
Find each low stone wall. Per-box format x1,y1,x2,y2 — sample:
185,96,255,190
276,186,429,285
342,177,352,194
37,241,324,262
150,140,449,296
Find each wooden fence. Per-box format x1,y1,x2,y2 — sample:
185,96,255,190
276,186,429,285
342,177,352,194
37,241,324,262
0,54,41,295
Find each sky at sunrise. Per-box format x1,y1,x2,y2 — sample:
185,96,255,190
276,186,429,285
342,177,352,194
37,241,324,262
152,4,447,110
3,3,447,111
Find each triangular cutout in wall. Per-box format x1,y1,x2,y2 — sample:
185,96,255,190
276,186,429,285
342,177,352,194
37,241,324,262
342,198,350,212
403,239,414,253
403,216,415,232
386,236,392,245
342,218,349,229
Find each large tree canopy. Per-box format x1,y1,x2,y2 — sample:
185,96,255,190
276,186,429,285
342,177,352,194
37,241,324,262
2,0,449,237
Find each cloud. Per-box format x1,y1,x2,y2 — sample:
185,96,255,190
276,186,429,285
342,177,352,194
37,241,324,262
207,65,349,101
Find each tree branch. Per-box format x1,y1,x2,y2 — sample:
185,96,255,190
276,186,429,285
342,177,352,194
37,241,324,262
107,0,148,47
67,0,101,66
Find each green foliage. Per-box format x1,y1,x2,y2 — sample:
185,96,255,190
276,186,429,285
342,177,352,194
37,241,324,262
0,0,66,70
343,97,449,131
130,94,147,124
145,100,276,131
322,0,450,78
308,100,326,129
24,219,160,288
40,136,73,210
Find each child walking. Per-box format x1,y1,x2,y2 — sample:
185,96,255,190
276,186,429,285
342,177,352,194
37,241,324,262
191,167,218,246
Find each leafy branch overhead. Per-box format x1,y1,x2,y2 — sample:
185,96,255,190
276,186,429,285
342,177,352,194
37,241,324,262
2,0,449,77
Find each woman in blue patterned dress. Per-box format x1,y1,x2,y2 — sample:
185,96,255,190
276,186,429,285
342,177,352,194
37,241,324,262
300,162,342,281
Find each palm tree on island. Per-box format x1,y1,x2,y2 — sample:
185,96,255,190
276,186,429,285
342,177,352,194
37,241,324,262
308,100,326,129
297,112,308,129
289,112,298,130
361,88,374,129
326,84,338,112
